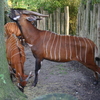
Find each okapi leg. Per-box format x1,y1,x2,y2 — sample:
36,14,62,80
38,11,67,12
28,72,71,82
9,66,16,81
33,59,41,87
85,64,100,85
93,72,99,85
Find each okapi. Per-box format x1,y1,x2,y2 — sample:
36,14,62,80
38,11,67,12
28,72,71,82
9,10,100,87
6,34,32,92
4,22,21,37
4,22,26,45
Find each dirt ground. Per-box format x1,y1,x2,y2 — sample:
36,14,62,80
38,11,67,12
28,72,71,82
23,46,100,100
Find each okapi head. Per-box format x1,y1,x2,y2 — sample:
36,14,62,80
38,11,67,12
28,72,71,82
9,10,49,27
17,71,33,92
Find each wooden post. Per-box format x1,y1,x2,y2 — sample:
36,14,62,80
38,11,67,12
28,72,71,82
37,9,41,29
92,4,97,44
85,0,90,38
76,8,80,36
64,6,69,35
90,10,93,40
97,4,100,55
56,8,61,34
49,14,52,31
48,13,50,31
44,11,49,30
53,11,57,33
43,10,46,30
40,8,44,30
61,13,65,34
82,9,86,37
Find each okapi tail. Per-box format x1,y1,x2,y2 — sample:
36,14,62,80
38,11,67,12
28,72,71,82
95,57,100,61
95,46,100,67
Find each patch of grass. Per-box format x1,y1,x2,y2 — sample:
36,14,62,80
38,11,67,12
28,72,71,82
58,71,67,74
55,64,63,68
50,64,67,75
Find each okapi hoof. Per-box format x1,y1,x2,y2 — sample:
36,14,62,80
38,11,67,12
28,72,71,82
93,80,98,85
32,82,37,87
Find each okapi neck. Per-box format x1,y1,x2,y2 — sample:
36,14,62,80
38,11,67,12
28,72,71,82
19,20,40,44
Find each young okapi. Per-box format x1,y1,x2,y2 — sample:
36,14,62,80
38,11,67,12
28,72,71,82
9,10,100,87
6,34,32,92
4,22,21,37
4,22,26,45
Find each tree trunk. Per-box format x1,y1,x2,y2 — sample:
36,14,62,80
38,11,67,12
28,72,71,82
0,1,27,100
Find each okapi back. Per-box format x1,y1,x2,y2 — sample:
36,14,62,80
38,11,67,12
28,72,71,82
6,34,25,65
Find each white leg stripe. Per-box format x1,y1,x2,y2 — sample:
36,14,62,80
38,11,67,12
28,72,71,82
50,34,56,59
38,70,40,74
41,61,43,65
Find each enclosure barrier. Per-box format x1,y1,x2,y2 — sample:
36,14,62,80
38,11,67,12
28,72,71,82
77,1,100,55
37,6,69,35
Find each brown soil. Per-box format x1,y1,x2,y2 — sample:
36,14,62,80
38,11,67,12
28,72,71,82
23,46,100,100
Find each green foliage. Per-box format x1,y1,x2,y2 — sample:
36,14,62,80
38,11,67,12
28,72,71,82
91,0,100,4
4,0,10,11
9,0,46,11
9,0,80,13
37,0,80,13
0,74,6,84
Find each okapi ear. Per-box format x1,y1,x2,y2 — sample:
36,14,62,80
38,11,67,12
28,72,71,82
36,18,42,20
26,17,35,22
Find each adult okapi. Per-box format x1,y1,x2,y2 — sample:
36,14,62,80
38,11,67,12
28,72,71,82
6,34,32,92
9,10,100,87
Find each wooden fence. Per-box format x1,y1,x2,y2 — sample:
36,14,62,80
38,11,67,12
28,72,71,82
37,6,69,35
77,1,100,54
